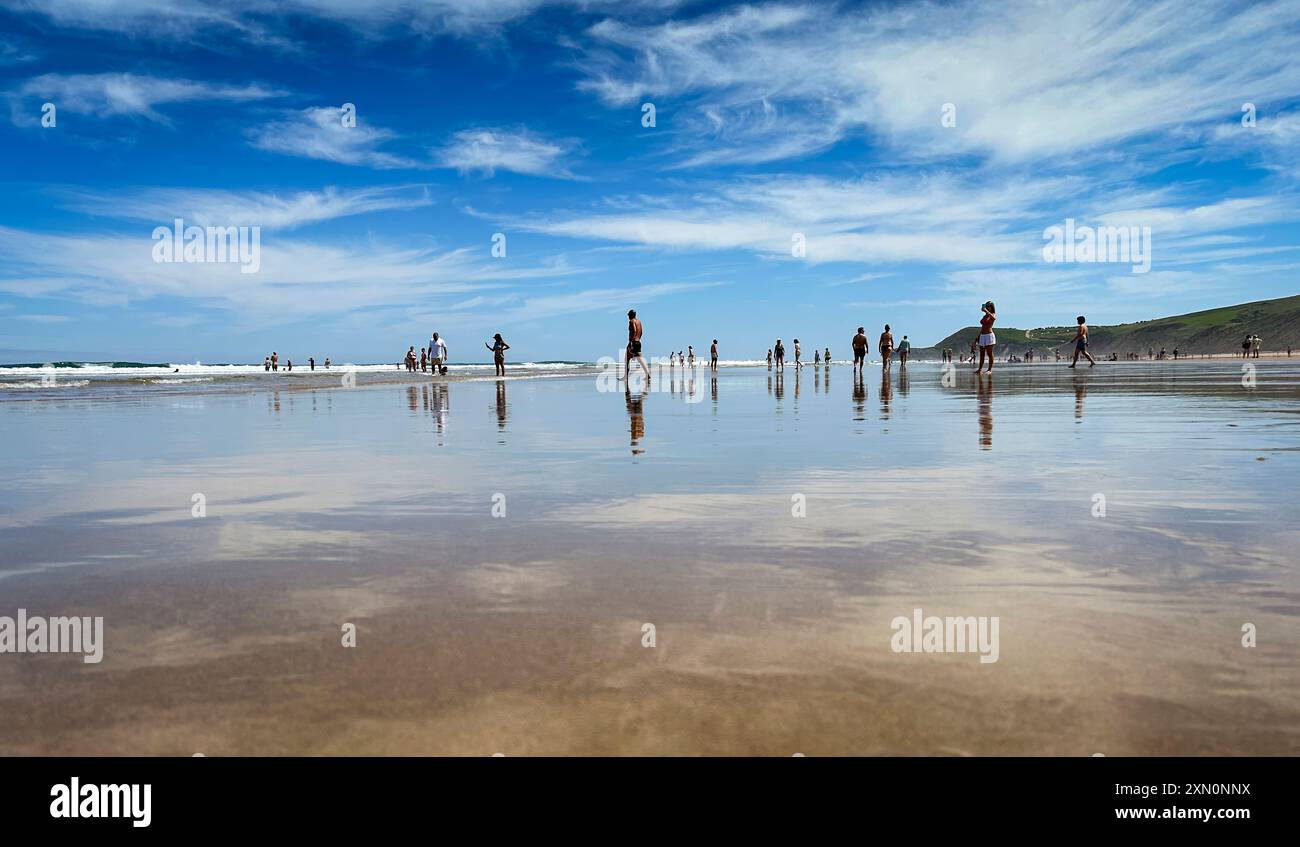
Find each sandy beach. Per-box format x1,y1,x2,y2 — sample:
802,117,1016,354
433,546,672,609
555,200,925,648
1,359,1296,755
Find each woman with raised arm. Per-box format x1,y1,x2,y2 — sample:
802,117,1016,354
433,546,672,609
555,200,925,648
485,334,510,377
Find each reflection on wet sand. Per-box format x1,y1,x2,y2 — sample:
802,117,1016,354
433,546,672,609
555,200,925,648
625,388,645,455
978,374,993,449
852,370,866,422
2,362,1298,755
495,380,509,437
880,366,893,419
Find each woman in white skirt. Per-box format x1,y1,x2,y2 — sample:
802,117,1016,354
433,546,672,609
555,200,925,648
974,301,996,374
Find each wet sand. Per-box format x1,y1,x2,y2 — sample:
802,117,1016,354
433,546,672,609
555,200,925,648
1,361,1297,755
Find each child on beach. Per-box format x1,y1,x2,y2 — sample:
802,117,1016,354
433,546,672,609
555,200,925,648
794,339,802,369
1068,316,1096,368
766,349,772,369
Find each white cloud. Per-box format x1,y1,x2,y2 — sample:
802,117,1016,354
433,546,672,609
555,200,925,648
9,73,283,125
435,128,574,178
247,107,426,169
0,225,573,320
514,172,1070,265
9,0,684,41
575,0,1300,166
62,184,434,229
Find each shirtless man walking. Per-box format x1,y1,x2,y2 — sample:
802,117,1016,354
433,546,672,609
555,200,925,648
624,309,651,382
1068,315,1096,368
852,327,868,372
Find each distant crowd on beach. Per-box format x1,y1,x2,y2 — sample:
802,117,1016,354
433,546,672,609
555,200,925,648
257,308,1291,379
262,351,329,372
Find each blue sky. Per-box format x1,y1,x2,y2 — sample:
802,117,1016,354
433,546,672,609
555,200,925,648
1,0,1298,363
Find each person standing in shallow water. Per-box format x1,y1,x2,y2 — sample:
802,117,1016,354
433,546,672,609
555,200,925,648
879,324,894,368
485,333,510,377
974,301,996,374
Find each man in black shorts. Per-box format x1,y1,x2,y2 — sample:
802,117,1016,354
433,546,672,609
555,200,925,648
624,309,651,381
852,326,868,371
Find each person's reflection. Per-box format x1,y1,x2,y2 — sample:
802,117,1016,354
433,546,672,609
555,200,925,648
977,374,993,449
625,387,646,455
431,382,450,442
774,370,785,401
269,389,281,415
767,374,773,396
406,385,418,412
794,367,802,400
824,364,831,392
711,375,718,405
494,379,508,435
897,362,909,396
814,367,821,393
879,365,893,418
421,383,429,412
1073,374,1087,421
852,370,866,421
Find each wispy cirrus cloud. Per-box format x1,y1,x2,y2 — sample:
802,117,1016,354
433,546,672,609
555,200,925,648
6,0,686,42
435,128,575,178
7,72,284,125
575,0,1300,167
512,172,1071,265
247,106,427,169
62,184,434,229
0,224,574,318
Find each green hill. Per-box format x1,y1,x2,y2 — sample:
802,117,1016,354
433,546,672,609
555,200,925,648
921,294,1300,357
